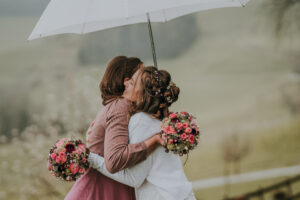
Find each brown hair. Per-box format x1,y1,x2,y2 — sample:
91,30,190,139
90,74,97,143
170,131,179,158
99,56,143,105
130,66,180,120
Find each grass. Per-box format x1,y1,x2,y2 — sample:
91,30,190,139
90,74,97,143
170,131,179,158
183,117,300,182
191,117,300,200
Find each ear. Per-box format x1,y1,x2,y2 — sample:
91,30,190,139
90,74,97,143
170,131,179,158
124,77,130,88
138,63,145,69
124,77,130,83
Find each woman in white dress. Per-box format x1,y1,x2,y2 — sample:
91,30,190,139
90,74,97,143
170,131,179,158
88,66,196,200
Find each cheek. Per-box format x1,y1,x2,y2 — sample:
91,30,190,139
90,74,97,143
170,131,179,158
135,87,143,99
134,80,142,93
128,84,134,91
124,83,128,89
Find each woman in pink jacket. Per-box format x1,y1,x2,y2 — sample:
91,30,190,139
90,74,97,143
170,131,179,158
65,56,161,200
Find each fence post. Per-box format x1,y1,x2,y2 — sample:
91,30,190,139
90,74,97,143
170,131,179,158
286,180,293,196
258,187,264,200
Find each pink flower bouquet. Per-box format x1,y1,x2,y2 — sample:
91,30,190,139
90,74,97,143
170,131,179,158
48,138,90,181
161,112,200,156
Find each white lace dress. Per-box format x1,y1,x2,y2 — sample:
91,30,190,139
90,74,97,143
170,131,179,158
88,112,196,200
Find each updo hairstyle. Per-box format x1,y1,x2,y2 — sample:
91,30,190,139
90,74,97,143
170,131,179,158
130,66,180,120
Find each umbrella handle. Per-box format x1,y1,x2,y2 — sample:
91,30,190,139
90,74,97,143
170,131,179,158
147,13,158,68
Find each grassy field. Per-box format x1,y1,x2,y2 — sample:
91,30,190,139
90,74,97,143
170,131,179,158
184,117,300,181
0,0,300,199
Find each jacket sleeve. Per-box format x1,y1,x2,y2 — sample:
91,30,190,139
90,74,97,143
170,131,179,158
104,110,147,173
88,152,151,188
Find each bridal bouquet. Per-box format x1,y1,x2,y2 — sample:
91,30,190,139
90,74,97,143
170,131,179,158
161,112,200,156
47,138,90,181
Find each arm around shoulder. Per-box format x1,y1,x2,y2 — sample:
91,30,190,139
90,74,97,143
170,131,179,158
104,110,147,173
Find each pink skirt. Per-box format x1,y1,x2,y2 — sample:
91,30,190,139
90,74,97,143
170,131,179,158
65,168,136,200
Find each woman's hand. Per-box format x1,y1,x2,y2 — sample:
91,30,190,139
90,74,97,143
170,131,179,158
87,152,97,168
154,132,164,146
144,132,164,156
88,152,105,169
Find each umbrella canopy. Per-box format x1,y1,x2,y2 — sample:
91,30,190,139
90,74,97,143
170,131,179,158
28,0,249,40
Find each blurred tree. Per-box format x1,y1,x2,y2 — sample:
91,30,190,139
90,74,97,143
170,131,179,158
221,133,250,174
221,133,251,196
266,0,300,37
0,86,30,141
78,14,199,65
267,0,300,115
281,81,300,115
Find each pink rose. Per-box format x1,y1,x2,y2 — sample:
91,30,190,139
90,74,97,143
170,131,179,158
182,122,189,129
163,126,171,133
59,152,65,157
186,127,192,134
55,156,61,163
50,153,56,160
59,152,67,164
79,168,85,174
181,133,187,140
82,157,87,163
188,135,195,144
169,113,177,119
175,123,183,129
60,156,67,164
168,127,177,135
168,139,174,144
69,163,79,174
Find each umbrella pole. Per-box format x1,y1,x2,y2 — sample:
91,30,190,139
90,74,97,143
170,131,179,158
147,13,158,68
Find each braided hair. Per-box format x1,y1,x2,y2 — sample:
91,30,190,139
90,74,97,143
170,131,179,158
130,66,180,120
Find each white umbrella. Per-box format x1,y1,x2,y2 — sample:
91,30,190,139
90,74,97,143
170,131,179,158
29,0,250,67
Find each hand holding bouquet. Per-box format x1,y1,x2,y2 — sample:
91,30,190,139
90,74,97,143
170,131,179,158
161,112,200,156
47,138,90,181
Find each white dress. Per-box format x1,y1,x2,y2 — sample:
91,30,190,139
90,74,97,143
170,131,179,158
88,112,196,200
